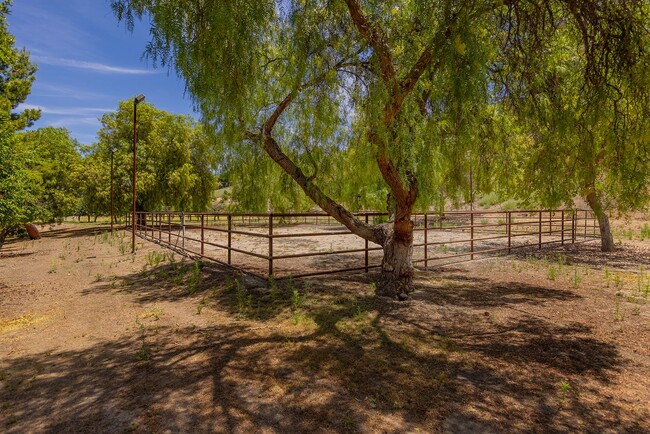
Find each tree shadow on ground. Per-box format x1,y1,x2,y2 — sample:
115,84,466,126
12,262,647,432
41,225,114,239
511,241,650,270
0,250,34,259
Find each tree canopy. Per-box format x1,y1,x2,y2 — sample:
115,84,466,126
0,0,42,245
15,127,82,222
112,0,650,297
93,99,218,215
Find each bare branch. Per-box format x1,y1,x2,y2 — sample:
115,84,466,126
342,0,396,86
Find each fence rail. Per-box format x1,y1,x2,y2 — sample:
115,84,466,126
125,209,599,280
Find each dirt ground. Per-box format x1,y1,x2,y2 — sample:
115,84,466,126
1,221,649,433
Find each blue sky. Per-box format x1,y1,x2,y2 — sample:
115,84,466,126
9,0,196,144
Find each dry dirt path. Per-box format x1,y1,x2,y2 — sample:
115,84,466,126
0,224,649,433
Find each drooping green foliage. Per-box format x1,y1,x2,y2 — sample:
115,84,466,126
0,0,39,132
93,99,218,214
111,0,495,213
112,0,649,219
15,127,82,221
0,0,42,243
492,2,650,212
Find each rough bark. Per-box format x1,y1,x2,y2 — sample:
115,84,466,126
586,191,615,252
376,219,415,300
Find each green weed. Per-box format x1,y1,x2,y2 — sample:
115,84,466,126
187,261,202,294
614,298,624,322
572,267,581,289
640,224,650,241
197,296,208,315
547,265,557,281
235,279,252,320
145,251,167,267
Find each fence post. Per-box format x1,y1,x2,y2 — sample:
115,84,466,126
158,213,162,241
268,214,274,278
364,213,369,272
561,210,565,246
584,210,588,240
572,211,576,243
181,212,185,249
538,211,542,249
168,213,171,244
424,213,428,268
470,212,474,260
592,211,597,237
506,211,512,253
227,214,232,265
201,214,205,256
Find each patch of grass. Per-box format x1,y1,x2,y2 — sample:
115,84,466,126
145,251,167,267
269,277,280,305
290,288,308,324
571,266,582,289
187,261,203,294
235,279,253,320
640,223,650,241
547,265,557,281
614,298,624,322
558,380,574,401
613,273,623,294
134,318,151,361
197,296,208,315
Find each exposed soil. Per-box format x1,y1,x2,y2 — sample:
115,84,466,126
0,222,649,433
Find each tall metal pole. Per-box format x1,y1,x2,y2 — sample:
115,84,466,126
132,94,145,253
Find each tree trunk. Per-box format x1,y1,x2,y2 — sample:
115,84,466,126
24,223,41,240
586,191,615,252
0,228,9,251
376,217,415,300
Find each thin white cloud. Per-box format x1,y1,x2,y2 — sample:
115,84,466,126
19,103,114,116
48,117,102,128
34,56,157,75
32,83,111,101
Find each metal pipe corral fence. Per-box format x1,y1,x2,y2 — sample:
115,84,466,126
125,209,599,280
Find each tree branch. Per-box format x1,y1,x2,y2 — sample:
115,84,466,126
342,0,397,87
250,79,381,243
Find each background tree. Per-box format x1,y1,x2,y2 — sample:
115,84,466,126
0,0,41,248
93,99,217,216
15,127,82,222
112,0,650,298
491,21,650,252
